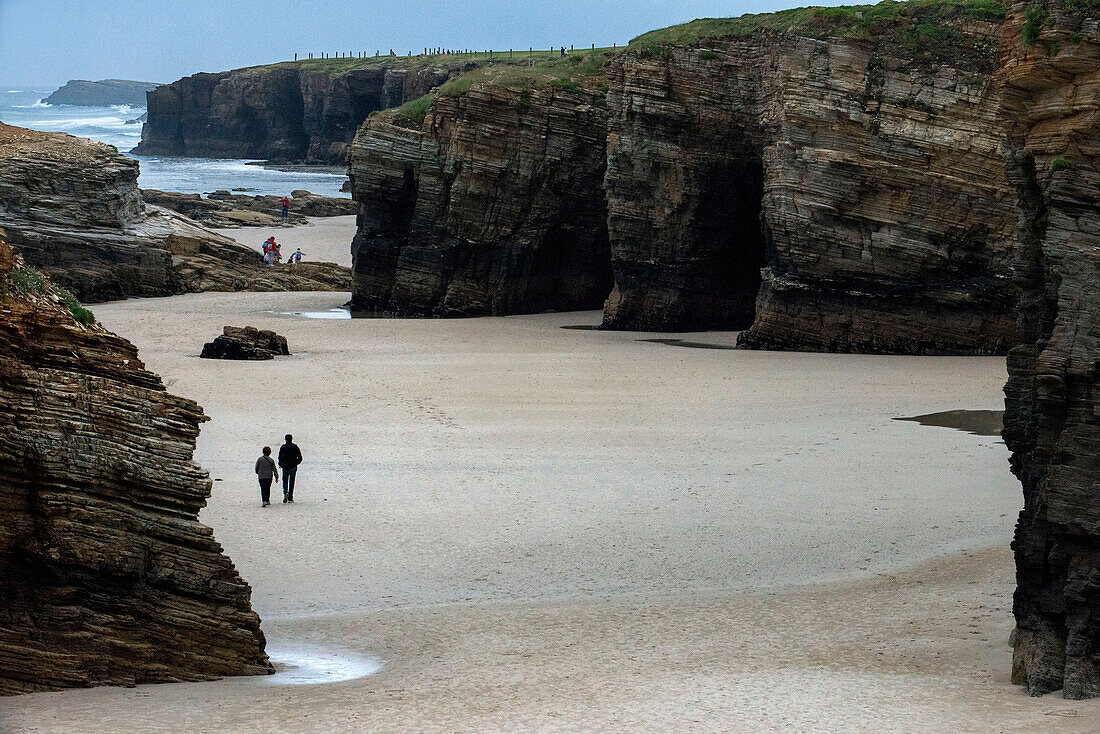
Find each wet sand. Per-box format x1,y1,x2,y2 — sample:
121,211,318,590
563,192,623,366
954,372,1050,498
5,291,1098,732
214,215,356,267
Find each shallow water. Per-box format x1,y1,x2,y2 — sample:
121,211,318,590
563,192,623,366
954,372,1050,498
894,409,1004,437
263,645,382,685
279,309,389,320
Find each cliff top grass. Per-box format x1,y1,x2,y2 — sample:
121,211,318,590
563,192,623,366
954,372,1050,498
631,0,1005,46
387,48,614,129
254,46,616,77
629,0,1005,70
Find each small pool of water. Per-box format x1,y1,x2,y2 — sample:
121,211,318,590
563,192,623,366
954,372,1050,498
277,309,390,320
894,409,1004,437
263,645,383,685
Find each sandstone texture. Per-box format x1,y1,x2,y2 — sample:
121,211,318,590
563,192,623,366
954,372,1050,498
43,79,158,108
142,188,356,228
348,74,612,316
1000,0,1100,700
0,233,272,693
604,8,1018,353
201,326,290,360
0,123,351,302
135,60,470,164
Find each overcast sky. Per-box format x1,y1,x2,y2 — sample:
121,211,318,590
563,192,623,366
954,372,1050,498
0,0,849,87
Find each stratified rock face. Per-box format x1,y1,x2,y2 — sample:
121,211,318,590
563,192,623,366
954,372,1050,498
43,79,159,107
135,63,460,164
0,235,272,694
604,20,1019,352
0,123,351,302
348,82,612,316
1000,1,1100,700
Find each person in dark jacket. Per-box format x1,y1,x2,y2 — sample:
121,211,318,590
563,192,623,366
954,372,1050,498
255,446,278,507
278,434,303,503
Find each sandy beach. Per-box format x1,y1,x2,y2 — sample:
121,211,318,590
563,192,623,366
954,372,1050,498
214,215,356,268
4,288,1098,732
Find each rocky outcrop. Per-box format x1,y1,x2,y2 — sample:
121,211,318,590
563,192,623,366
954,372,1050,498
1000,1,1100,700
348,77,612,316
0,123,351,302
43,79,158,107
135,61,469,164
141,188,356,228
201,326,290,360
0,233,272,693
604,6,1018,353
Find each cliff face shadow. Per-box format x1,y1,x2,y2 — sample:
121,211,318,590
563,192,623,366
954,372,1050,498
639,338,738,350
894,409,1004,437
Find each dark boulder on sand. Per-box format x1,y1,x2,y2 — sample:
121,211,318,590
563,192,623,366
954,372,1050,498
201,326,290,360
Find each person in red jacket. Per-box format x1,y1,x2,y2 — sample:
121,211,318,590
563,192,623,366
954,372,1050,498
280,196,290,223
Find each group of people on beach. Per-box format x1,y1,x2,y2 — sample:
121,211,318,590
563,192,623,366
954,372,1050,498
255,435,303,507
262,236,304,266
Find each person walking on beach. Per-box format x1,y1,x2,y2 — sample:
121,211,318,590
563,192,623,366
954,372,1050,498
291,247,304,264
255,446,278,507
280,196,290,223
278,434,303,503
263,237,277,266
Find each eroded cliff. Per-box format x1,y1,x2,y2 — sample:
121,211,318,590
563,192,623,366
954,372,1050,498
0,123,350,303
1000,0,1100,700
135,59,468,164
348,66,612,316
605,2,1018,352
0,233,272,693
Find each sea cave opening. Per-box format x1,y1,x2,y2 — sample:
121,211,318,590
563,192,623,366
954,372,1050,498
692,157,767,330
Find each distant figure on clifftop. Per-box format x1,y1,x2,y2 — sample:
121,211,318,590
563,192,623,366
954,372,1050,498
255,446,278,507
278,434,303,503
280,196,290,223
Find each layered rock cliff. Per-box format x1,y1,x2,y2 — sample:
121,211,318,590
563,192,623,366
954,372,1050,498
135,60,469,164
43,79,159,107
0,233,272,693
1000,0,1100,700
348,71,612,316
347,3,1018,353
0,123,350,303
604,3,1018,352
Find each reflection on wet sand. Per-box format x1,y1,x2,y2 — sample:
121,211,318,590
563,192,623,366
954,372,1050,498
895,409,1003,437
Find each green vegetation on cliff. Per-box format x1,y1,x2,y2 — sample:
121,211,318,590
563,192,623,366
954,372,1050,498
388,48,613,130
631,0,1004,70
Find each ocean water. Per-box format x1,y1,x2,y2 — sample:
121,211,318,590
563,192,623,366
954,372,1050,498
0,89,350,198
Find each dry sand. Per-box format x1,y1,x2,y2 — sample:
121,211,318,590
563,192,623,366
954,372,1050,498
214,215,356,267
5,290,1099,732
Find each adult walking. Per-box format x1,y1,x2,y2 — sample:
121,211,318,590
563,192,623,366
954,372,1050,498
278,434,303,503
280,196,290,223
255,446,278,507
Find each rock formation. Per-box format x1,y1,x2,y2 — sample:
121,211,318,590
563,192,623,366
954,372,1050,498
604,4,1018,353
347,71,613,316
1000,0,1100,700
0,123,351,302
43,79,159,107
135,60,471,164
346,5,1019,353
0,232,272,693
142,188,356,228
201,326,290,360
